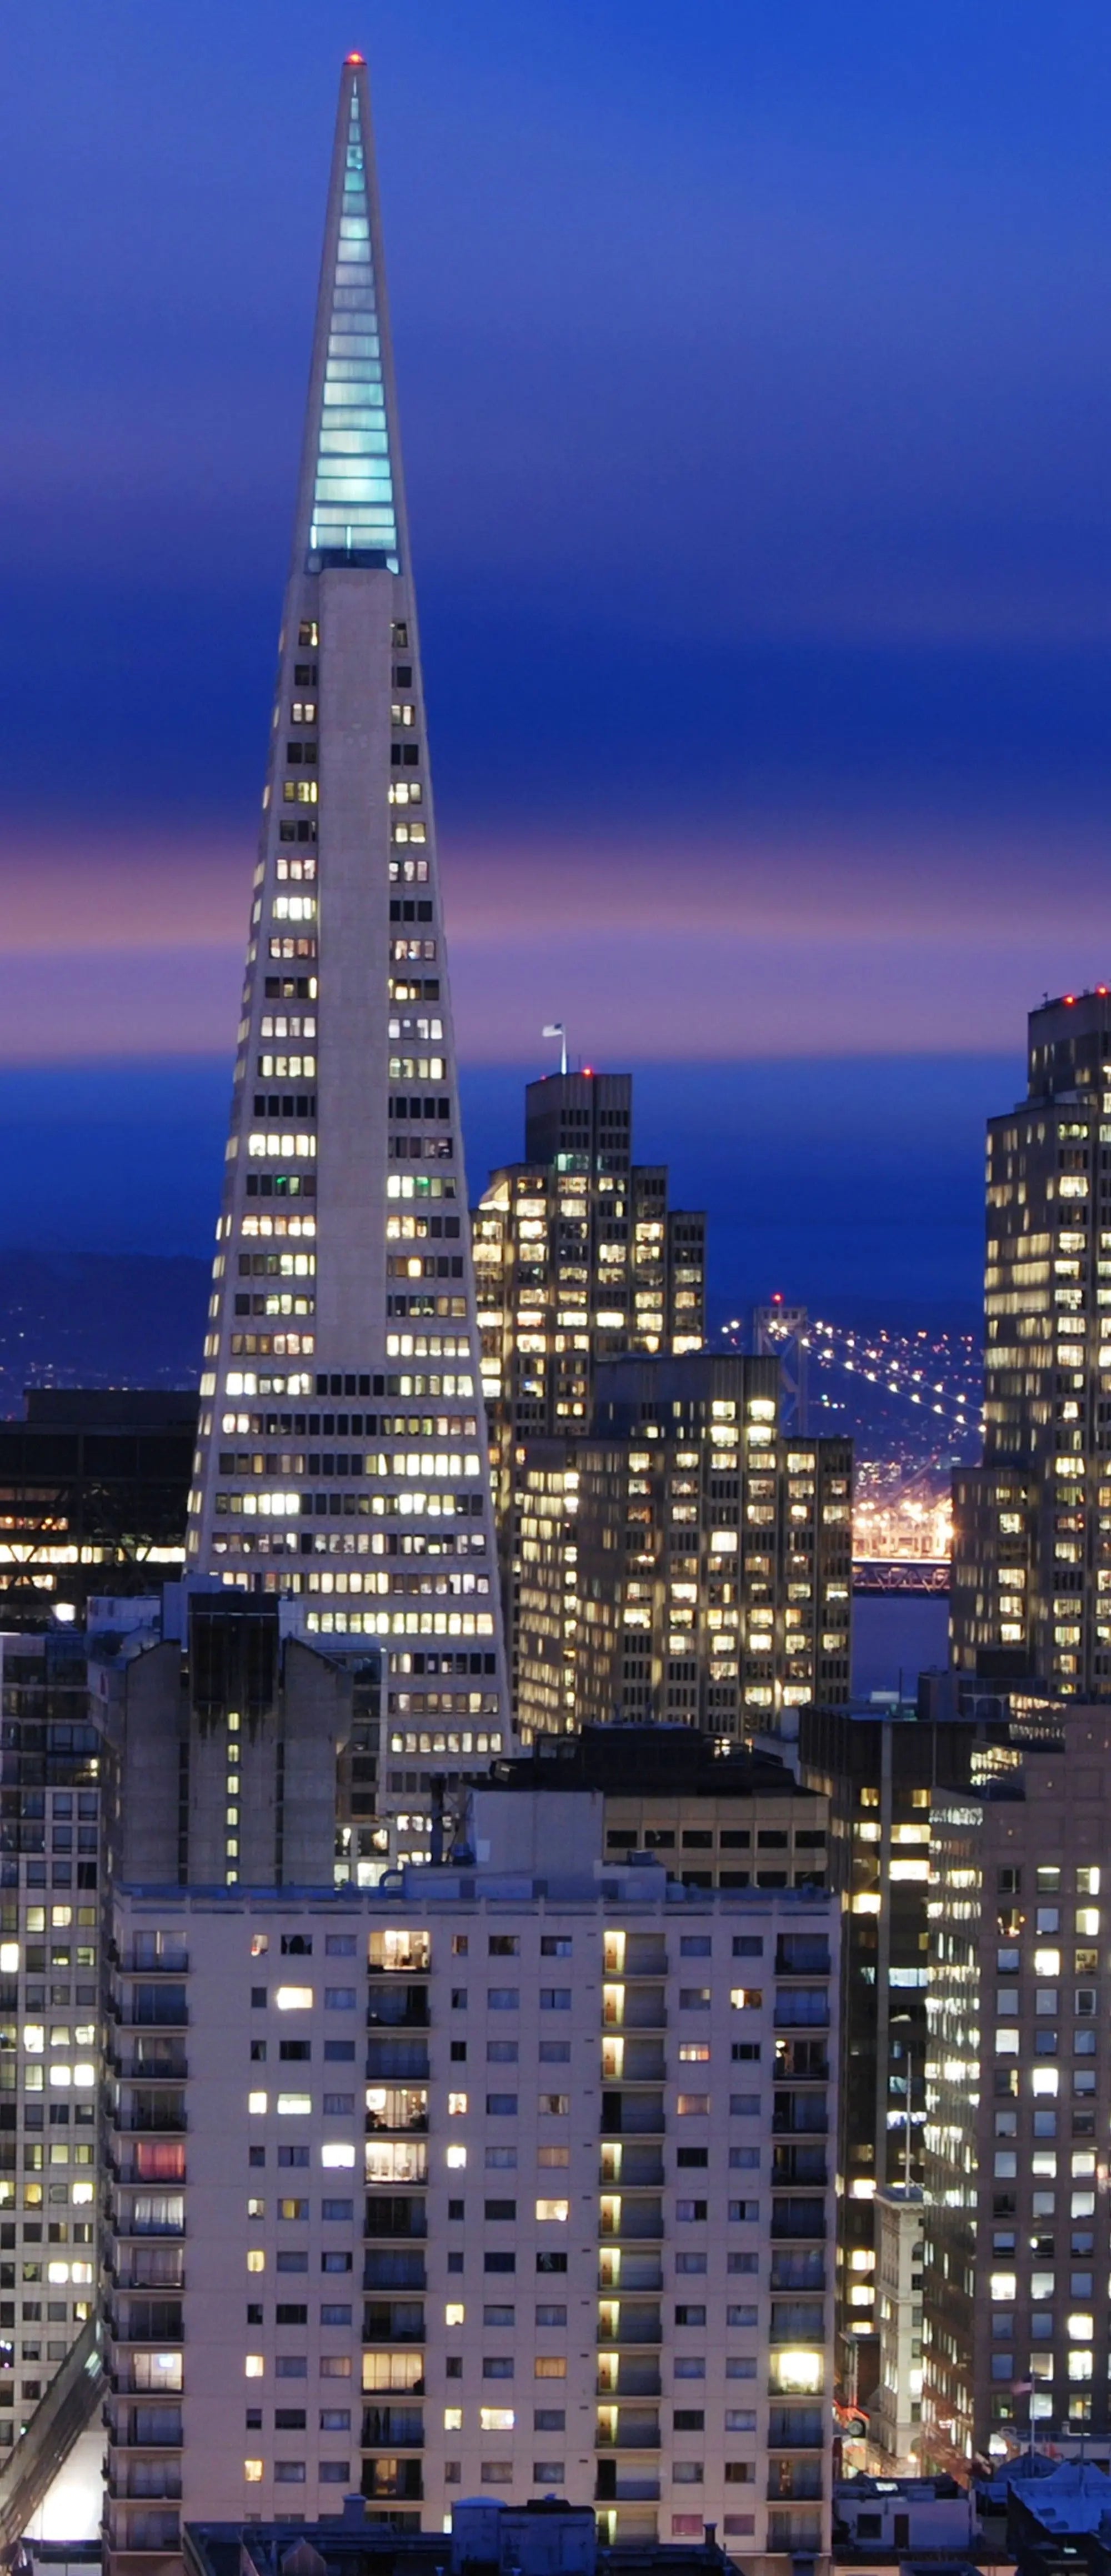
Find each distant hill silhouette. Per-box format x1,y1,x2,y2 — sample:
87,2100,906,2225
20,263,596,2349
0,1252,207,1416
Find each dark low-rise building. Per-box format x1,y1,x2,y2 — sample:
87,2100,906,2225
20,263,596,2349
0,1389,197,1628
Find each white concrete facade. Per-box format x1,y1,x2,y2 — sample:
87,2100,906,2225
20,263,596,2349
186,57,508,1791
872,2189,924,2469
102,1808,838,2576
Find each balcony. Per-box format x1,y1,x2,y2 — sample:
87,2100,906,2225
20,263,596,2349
768,2404,824,2448
603,1989,665,2032
768,2509,823,2553
614,1943,668,1979
770,2197,826,2241
773,2093,828,2136
769,2251,825,2292
111,2260,184,2294
773,1991,829,2031
600,2151,664,2191
770,2301,826,2344
599,2198,662,2242
368,1939,431,1978
595,2470,660,2504
364,2252,426,2292
595,2409,659,2449
605,2042,665,2084
109,2216,185,2241
364,2196,427,2240
597,2360,661,2399
107,2302,184,2345
775,1938,830,1977
767,2462,823,2501
599,2254,662,2294
107,2472,182,2502
116,2108,188,2138
366,2039,429,2082
366,1987,429,2031
112,2002,188,2031
104,2407,183,2450
597,2308,662,2348
772,2145,828,2187
363,2302,424,2344
113,2053,188,2084
104,2508,181,2554
119,1950,189,1975
108,2365,184,2400
361,2459,423,2502
360,2405,424,2448
600,2094,664,2138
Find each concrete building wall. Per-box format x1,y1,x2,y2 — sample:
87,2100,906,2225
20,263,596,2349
923,1708,1111,2470
102,1828,839,2576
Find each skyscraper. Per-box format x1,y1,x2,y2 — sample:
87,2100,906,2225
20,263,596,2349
923,1704,1111,2473
514,1359,852,1743
951,988,1111,1699
186,59,508,1774
472,1070,705,1677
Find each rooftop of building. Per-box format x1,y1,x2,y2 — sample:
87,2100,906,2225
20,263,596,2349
1002,2457,1111,2545
20,1387,198,1429
835,2477,965,2503
483,1725,818,1802
116,1856,836,1914
184,2496,730,2576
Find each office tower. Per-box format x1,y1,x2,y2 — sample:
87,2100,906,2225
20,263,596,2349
923,1704,1111,2474
514,1357,852,1743
102,1788,838,2570
483,1723,831,1892
0,1628,101,2452
186,56,508,1780
472,1071,705,1661
952,986,1111,1699
0,1391,196,1629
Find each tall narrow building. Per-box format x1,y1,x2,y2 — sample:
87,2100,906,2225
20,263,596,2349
472,1069,705,1678
186,59,507,1770
951,988,1111,1700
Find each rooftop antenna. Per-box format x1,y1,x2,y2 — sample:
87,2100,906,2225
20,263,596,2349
542,1022,568,1076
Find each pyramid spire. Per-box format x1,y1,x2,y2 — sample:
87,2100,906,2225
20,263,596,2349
297,57,399,571
187,59,509,1825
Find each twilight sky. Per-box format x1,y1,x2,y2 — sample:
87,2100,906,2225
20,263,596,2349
3,1,1111,1304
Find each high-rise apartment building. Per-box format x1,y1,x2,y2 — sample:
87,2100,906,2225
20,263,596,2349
952,988,1111,1699
472,1072,704,1657
102,1788,838,2574
923,1703,1111,2474
185,56,507,1783
514,1359,852,1742
0,1627,102,2452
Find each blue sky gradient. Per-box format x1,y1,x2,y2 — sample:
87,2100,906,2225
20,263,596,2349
1,3,1108,1298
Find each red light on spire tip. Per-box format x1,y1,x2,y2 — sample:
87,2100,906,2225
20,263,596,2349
346,51,365,65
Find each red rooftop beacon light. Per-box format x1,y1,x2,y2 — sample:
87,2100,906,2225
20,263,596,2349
346,51,365,65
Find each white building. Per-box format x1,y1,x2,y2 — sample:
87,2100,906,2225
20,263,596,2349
102,1794,838,2576
186,53,508,1792
871,2188,924,2470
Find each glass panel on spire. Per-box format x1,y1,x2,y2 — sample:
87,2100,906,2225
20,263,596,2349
309,91,398,566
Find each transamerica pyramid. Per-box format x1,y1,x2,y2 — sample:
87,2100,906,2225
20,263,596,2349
187,54,509,1767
